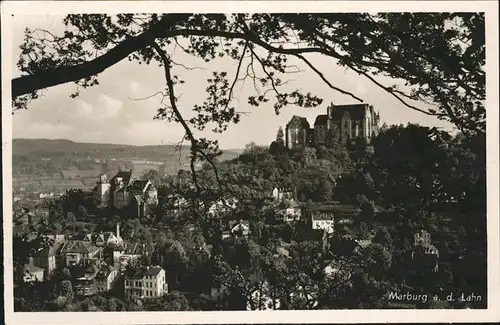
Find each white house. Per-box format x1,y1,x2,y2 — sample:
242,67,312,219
124,266,168,300
117,253,141,271
23,264,44,283
277,200,302,223
60,240,100,266
95,265,119,293
83,223,124,248
271,187,294,202
311,213,335,234
222,220,251,240
208,197,239,216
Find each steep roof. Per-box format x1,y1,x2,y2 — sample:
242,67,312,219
128,180,149,192
329,104,369,121
145,266,164,277
61,240,99,254
133,195,144,204
287,115,310,129
110,170,133,187
95,265,117,279
314,114,328,126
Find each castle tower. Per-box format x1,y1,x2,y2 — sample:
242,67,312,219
95,173,111,207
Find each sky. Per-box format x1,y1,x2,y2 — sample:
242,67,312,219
10,14,453,150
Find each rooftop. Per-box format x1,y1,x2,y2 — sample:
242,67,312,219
329,103,371,121
314,114,328,126
128,180,150,192
125,266,164,279
61,240,99,254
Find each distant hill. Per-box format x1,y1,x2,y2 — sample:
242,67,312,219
12,138,242,161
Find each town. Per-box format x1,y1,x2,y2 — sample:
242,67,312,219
12,102,486,311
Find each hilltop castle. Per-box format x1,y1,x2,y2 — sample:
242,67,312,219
285,103,380,149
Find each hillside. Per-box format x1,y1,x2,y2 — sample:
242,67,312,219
12,138,242,161
12,139,243,192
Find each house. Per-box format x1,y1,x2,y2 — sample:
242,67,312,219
208,197,239,216
248,282,281,310
285,103,380,149
117,253,141,271
210,283,230,301
39,192,54,199
75,264,99,297
271,187,294,202
311,213,335,234
222,220,251,240
277,200,302,223
32,238,64,279
95,264,119,293
83,223,124,248
124,266,168,300
23,264,44,283
60,240,100,266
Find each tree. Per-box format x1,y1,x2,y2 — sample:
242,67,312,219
78,205,88,219
372,226,393,249
358,200,376,227
60,280,73,297
276,127,285,147
13,14,485,157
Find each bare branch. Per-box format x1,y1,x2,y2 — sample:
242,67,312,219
128,91,165,101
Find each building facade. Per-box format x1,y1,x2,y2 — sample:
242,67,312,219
124,266,168,300
32,235,65,279
285,103,380,149
311,213,335,234
95,265,119,293
60,240,100,266
23,264,45,283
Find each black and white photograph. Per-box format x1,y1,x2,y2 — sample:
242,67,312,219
2,1,499,324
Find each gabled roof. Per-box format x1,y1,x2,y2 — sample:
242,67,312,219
287,115,310,129
125,266,164,279
133,195,144,204
61,240,99,254
95,265,118,279
145,266,164,277
166,240,187,258
110,171,133,186
329,104,369,121
314,114,328,126
128,180,149,192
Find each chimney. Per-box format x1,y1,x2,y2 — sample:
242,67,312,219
116,223,120,238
